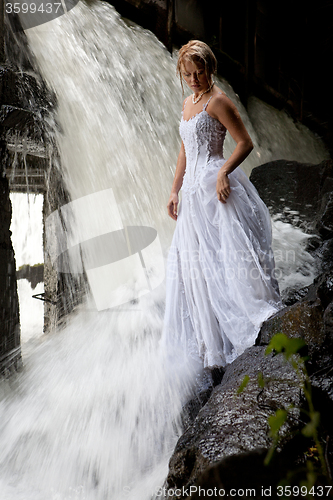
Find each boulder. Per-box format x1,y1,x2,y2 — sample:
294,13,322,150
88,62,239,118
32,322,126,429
249,159,333,236
165,347,302,497
187,447,307,500
257,268,333,371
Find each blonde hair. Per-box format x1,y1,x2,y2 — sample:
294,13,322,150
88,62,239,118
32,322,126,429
176,40,217,92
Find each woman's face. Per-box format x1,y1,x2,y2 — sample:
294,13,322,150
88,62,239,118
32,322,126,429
181,59,210,94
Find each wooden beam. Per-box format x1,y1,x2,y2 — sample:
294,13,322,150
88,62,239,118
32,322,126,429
5,169,46,178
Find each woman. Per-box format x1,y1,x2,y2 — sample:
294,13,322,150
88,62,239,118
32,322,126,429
161,40,282,370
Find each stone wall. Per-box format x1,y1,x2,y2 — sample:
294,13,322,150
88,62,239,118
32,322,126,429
0,143,21,375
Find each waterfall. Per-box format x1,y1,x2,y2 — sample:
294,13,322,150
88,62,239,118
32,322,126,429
1,1,329,499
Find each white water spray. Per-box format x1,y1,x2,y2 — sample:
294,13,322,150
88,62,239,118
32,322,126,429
1,1,329,499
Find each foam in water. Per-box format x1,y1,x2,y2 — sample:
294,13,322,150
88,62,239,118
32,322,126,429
0,293,200,500
1,1,329,499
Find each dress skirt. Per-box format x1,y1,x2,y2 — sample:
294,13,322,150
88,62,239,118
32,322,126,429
160,159,283,369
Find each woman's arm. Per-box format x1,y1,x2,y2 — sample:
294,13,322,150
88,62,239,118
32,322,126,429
210,93,253,204
167,141,186,221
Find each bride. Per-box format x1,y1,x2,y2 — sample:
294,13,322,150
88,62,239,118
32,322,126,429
161,40,283,370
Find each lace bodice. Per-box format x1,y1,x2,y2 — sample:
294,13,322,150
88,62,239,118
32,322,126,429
179,93,227,194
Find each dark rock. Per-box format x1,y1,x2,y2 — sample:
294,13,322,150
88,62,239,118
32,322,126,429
180,368,225,431
190,439,333,500
323,300,333,339
310,237,333,275
180,387,214,432
316,272,333,309
321,174,333,198
188,446,304,500
165,347,302,495
189,450,274,500
280,284,310,307
210,366,225,386
250,159,333,235
305,235,322,252
258,268,333,408
258,300,325,350
309,298,333,403
258,269,333,354
317,191,333,239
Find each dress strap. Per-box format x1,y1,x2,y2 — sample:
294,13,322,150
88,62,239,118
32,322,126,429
203,95,214,111
203,91,224,111
182,97,189,112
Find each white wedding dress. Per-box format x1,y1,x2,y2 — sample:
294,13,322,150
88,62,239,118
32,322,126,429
161,93,283,369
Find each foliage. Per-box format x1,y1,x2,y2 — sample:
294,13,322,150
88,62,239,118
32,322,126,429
263,334,326,475
237,374,249,394
238,333,331,494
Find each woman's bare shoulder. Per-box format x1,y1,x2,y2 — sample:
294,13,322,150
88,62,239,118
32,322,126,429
209,88,239,118
212,88,236,108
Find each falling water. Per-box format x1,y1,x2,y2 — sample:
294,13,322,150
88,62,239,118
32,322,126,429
0,1,329,499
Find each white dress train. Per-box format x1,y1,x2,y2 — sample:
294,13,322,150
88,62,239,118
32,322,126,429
161,93,283,369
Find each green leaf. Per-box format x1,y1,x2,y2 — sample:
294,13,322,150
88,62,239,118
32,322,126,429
302,412,320,437
237,375,250,394
265,333,288,355
264,444,276,466
257,371,265,388
265,333,306,360
268,409,288,437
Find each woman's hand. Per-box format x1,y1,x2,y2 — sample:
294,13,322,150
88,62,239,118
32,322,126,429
216,170,230,204
167,192,179,220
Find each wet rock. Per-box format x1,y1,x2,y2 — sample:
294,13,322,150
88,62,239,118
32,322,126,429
323,300,333,339
188,447,305,500
165,347,302,496
180,387,213,431
258,269,333,353
317,191,333,239
258,268,333,397
250,159,333,235
280,284,310,307
311,237,333,274
257,300,325,351
180,369,225,435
